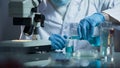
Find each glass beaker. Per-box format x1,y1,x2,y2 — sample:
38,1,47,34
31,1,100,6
65,23,79,54
69,23,80,39
66,39,74,53
89,27,101,47
99,22,114,60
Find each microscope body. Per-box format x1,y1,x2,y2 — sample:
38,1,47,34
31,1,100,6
9,0,39,17
9,0,45,40
5,0,52,53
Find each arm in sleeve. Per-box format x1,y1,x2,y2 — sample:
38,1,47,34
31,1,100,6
38,0,47,12
102,0,120,23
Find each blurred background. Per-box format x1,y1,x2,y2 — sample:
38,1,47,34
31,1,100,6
0,0,20,41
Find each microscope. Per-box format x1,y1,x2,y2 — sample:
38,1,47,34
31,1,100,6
0,0,52,54
9,0,45,40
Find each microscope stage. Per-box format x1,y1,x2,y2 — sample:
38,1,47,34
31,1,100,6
0,40,52,53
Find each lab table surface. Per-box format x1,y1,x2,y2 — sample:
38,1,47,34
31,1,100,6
19,52,120,68
0,51,120,68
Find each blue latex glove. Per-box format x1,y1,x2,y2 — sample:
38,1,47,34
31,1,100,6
77,13,105,45
49,34,67,50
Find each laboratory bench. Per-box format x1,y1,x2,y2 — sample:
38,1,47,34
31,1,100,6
0,40,120,68
1,51,119,68
24,52,120,68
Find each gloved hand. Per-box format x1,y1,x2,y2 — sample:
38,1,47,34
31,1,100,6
77,13,105,44
49,34,67,50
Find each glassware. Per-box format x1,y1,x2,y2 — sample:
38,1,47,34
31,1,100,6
89,26,101,47
66,39,74,53
99,22,114,61
69,23,79,39
65,23,79,54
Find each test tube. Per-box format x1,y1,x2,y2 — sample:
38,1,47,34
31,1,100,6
65,39,74,53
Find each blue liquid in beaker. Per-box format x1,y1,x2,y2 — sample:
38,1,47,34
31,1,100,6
89,36,100,47
66,45,74,53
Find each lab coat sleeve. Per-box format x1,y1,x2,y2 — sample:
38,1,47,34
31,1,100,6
102,0,120,22
38,0,47,12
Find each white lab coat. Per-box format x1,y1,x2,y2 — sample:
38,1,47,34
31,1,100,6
21,0,120,40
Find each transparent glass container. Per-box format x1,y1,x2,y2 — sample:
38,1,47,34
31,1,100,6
99,22,114,62
65,23,79,54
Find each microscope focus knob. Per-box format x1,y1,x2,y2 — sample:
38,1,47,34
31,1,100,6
34,14,45,27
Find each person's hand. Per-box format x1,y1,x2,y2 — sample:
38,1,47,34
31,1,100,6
77,13,105,42
49,34,67,50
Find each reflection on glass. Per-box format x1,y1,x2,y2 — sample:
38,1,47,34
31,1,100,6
99,22,114,62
